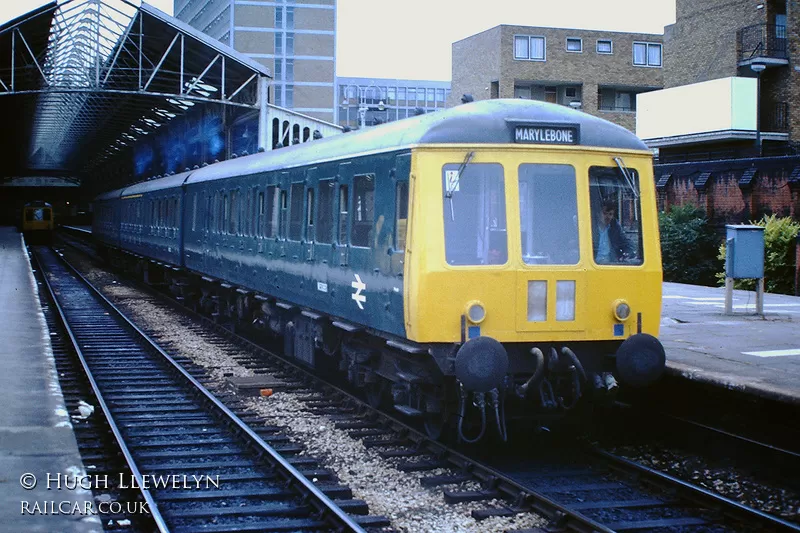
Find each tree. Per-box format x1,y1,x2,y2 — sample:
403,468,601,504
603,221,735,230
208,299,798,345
658,204,722,286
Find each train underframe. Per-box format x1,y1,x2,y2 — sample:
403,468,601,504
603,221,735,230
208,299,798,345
108,251,663,442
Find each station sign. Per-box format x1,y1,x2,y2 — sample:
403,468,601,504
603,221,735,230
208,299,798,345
512,124,580,145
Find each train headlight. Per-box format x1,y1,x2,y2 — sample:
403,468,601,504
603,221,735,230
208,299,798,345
466,301,486,324
613,300,631,321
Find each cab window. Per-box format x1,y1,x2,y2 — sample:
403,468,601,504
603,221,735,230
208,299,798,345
442,162,506,266
518,164,579,265
590,165,643,265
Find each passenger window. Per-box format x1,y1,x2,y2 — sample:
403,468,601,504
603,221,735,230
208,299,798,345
351,174,375,247
316,179,336,244
279,190,288,238
289,183,304,241
338,185,349,244
223,194,229,234
265,186,279,238
306,188,315,240
258,191,265,237
442,163,506,266
229,190,238,235
395,181,409,251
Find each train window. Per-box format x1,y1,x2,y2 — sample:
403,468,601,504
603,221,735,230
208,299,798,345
229,190,238,235
442,163,506,266
306,188,315,239
223,194,229,234
258,191,265,237
589,165,643,265
351,174,375,247
289,183,304,241
279,190,288,238
316,180,335,244
338,185,349,244
265,186,280,238
192,194,197,232
518,164,579,265
395,182,409,251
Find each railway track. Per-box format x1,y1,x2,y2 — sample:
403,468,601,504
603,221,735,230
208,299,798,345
51,231,800,533
33,246,378,533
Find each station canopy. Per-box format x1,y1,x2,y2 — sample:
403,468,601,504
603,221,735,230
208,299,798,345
0,0,270,189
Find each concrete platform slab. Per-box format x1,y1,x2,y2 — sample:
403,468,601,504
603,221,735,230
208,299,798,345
0,227,101,532
661,282,800,404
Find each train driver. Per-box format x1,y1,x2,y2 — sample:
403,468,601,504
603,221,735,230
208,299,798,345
593,199,631,264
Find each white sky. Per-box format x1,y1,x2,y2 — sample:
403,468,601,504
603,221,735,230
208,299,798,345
2,0,676,81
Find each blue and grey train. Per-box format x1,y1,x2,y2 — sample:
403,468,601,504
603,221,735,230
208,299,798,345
93,99,666,441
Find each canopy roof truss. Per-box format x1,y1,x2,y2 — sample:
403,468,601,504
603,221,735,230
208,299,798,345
0,0,270,185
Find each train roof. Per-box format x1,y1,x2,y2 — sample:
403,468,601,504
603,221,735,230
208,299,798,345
121,171,192,196
96,99,649,198
185,99,647,185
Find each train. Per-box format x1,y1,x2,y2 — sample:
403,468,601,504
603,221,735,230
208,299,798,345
21,201,54,243
93,99,666,441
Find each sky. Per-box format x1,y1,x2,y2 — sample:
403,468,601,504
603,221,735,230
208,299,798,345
2,0,676,81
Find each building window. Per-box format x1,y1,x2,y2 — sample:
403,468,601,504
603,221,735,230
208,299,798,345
286,33,294,55
597,40,612,54
633,42,661,67
514,35,545,61
274,60,282,81
275,33,283,56
286,85,294,107
286,59,294,82
566,38,582,52
286,7,294,29
436,88,445,104
275,7,282,27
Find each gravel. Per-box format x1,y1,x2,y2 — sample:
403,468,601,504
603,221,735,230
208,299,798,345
67,252,548,532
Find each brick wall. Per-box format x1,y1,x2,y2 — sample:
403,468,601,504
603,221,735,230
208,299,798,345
655,156,800,225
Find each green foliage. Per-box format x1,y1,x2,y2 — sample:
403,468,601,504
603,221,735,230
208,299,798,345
658,204,722,286
716,215,800,294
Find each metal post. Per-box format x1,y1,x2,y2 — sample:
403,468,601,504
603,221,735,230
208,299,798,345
257,75,270,151
756,71,762,157
725,277,734,315
756,277,764,315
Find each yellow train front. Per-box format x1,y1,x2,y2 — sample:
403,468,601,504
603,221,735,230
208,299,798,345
399,101,664,440
21,201,54,244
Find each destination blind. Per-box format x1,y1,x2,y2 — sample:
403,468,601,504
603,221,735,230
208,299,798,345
514,125,578,145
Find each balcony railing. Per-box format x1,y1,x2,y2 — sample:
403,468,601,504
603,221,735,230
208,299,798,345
737,24,788,61
763,101,789,132
598,104,635,112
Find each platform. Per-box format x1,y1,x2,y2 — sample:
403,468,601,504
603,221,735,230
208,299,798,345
661,282,800,405
0,227,100,532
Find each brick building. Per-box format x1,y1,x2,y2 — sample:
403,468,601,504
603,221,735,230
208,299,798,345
174,0,336,122
336,77,450,129
450,25,663,132
645,0,794,160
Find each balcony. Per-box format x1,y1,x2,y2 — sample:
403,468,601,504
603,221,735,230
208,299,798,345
737,24,788,67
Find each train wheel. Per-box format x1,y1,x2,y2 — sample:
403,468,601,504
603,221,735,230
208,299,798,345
364,380,387,409
423,413,445,441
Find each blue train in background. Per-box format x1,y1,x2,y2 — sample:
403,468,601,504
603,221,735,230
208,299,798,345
94,99,666,441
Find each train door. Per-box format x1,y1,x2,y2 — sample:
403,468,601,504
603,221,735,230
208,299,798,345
303,167,318,262
336,162,353,267
390,154,411,277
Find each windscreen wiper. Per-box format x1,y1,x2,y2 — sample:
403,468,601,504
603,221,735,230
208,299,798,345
446,151,474,221
613,156,639,199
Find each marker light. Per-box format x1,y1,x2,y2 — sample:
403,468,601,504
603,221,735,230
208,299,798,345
555,281,576,321
614,300,631,321
466,301,486,324
527,281,547,322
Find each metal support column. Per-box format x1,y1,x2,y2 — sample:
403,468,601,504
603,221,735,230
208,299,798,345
257,75,271,151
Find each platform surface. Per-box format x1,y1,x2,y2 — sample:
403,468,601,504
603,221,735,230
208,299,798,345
0,227,101,532
661,282,800,404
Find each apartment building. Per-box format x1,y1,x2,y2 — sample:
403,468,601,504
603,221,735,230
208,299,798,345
451,25,664,132
641,0,794,160
173,0,336,122
336,77,451,129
